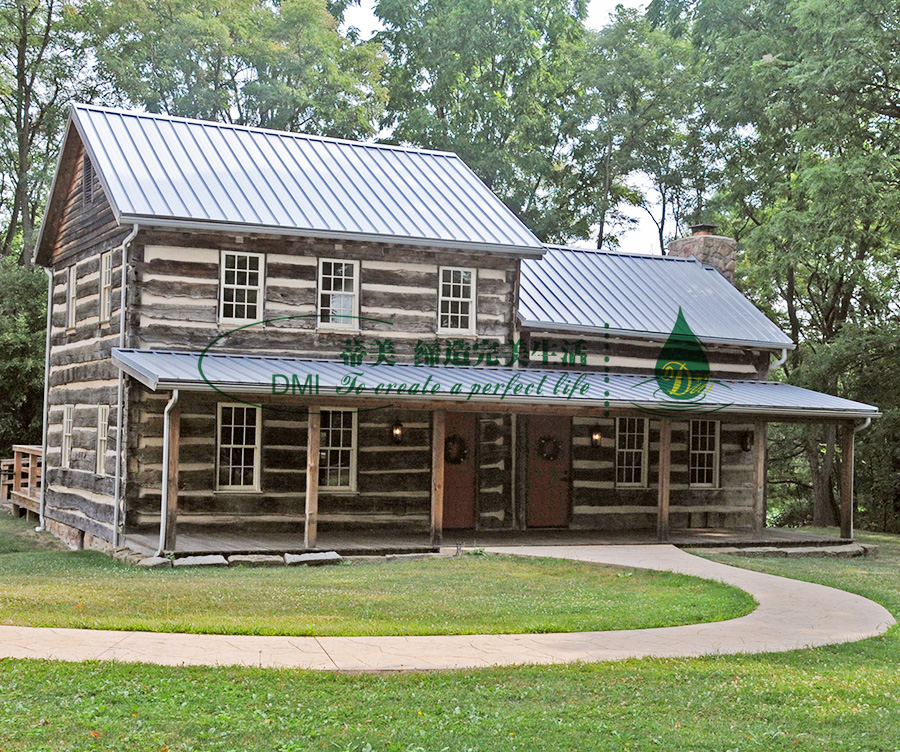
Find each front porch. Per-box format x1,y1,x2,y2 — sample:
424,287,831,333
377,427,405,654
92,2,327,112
124,525,851,558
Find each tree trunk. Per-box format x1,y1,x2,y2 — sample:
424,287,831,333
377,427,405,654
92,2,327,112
807,425,839,527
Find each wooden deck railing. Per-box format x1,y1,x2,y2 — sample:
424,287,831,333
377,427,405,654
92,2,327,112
2,445,42,516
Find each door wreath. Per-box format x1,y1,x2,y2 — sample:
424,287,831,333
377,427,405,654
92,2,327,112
537,435,562,461
445,434,469,464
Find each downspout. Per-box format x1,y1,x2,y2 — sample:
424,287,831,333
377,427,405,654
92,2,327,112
845,417,873,540
772,348,788,370
112,224,139,548
155,388,180,557
36,267,54,531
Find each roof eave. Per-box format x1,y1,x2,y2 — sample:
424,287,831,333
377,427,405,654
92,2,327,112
518,318,796,352
125,215,546,257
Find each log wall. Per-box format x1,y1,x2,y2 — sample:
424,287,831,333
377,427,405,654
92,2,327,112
43,144,132,543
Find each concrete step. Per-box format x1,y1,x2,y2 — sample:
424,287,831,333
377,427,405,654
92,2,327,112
710,543,877,558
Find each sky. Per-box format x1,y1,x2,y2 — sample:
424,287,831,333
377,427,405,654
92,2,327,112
342,0,664,255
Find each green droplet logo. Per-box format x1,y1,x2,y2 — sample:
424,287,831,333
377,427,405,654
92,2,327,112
655,308,711,401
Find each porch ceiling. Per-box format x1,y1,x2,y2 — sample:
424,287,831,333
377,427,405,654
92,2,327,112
111,348,879,421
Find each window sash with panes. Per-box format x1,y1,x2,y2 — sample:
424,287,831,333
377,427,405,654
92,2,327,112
438,267,475,333
66,266,77,330
689,419,720,487
96,405,109,475
319,409,356,490
615,417,648,487
99,252,113,323
318,260,358,328
61,405,74,469
220,252,263,322
216,405,260,490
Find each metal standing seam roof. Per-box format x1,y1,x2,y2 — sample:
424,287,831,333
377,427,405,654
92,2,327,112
111,349,879,420
519,245,795,350
66,103,544,255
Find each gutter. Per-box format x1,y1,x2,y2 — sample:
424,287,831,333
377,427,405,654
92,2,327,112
36,267,54,531
112,224,139,547
155,388,180,557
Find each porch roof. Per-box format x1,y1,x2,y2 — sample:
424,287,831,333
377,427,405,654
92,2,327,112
112,349,879,420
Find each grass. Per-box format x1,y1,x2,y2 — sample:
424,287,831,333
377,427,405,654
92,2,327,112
0,515,752,636
2,519,900,751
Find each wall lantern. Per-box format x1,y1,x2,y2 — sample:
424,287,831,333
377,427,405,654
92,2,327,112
391,421,404,445
590,425,603,448
740,430,755,453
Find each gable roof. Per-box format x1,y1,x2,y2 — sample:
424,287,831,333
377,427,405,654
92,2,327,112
519,245,794,350
35,103,544,264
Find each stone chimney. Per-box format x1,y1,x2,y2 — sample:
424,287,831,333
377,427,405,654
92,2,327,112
666,223,737,284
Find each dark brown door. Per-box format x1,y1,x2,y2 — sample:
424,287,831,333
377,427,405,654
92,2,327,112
443,412,478,528
526,415,571,527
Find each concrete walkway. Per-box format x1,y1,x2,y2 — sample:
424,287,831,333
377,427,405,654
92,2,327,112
0,545,893,672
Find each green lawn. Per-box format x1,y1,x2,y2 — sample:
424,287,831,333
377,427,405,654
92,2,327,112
2,520,899,751
0,515,752,636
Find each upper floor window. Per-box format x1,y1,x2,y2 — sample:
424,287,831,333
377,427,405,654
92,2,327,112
96,405,109,475
216,403,261,490
319,408,357,491
219,251,264,323
615,417,648,487
66,265,77,331
689,419,720,487
61,404,74,469
438,267,476,334
99,251,113,324
83,155,95,206
317,259,359,329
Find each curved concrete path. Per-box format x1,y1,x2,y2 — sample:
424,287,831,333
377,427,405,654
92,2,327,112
0,545,893,671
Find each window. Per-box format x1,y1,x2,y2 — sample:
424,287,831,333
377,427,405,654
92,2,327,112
61,405,74,469
96,405,109,475
317,259,359,329
690,419,720,488
219,251,264,322
66,266,77,330
615,417,648,487
83,155,95,206
319,408,357,491
438,267,476,333
216,404,261,490
99,251,113,324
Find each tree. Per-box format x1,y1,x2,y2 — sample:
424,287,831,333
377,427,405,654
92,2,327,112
375,0,588,240
87,0,385,138
0,254,46,456
0,0,95,260
653,0,900,527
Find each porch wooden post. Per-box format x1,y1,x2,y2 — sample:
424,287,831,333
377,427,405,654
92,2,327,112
657,418,671,542
305,408,321,550
163,405,181,552
840,422,855,540
431,410,446,546
752,422,767,534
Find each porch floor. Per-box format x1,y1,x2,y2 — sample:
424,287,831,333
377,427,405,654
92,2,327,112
124,527,849,558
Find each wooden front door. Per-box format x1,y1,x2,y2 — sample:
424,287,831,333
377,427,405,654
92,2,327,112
526,415,571,527
443,412,478,528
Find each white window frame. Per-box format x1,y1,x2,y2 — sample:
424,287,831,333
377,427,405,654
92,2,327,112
318,407,358,492
96,405,109,475
218,250,265,324
689,419,720,488
61,404,74,469
99,251,113,324
615,417,648,488
317,258,360,331
66,265,77,331
215,403,262,492
437,266,477,335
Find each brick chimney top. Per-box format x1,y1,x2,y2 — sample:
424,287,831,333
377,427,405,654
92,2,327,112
689,223,718,236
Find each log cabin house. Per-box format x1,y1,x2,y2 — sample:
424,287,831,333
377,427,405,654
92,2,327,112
29,104,879,556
